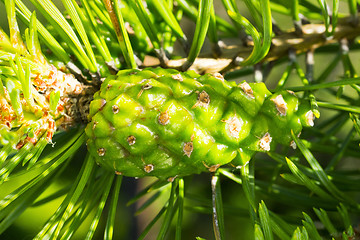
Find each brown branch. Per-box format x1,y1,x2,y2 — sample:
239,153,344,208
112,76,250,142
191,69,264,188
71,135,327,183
143,15,360,74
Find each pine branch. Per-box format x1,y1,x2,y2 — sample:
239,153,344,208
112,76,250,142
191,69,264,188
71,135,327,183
144,14,360,74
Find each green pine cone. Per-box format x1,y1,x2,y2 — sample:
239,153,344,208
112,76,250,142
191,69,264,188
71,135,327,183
85,68,314,180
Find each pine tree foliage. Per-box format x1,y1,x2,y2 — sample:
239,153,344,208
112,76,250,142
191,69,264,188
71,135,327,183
0,0,360,239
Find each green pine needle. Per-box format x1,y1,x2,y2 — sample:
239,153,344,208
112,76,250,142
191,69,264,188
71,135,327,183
104,175,122,240
175,178,184,240
211,173,225,240
182,0,213,70
285,157,333,200
259,201,273,240
291,131,360,210
84,173,114,240
156,180,178,240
